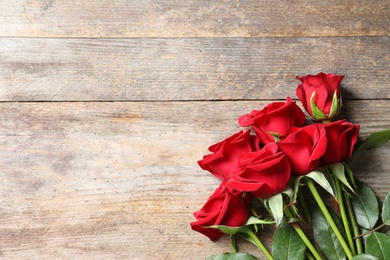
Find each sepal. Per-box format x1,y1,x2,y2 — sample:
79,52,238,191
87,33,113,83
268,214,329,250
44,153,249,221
265,193,284,226
328,90,342,119
293,170,335,198
328,163,355,193
309,91,327,121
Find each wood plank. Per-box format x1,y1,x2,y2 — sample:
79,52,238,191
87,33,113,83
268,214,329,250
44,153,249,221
0,100,389,259
0,1,388,37
1,37,389,101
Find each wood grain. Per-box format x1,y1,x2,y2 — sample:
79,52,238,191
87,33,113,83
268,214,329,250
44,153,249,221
0,100,389,259
0,0,388,37
1,37,389,102
1,1,389,259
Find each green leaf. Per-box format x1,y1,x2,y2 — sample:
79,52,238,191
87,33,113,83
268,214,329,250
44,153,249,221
354,129,390,154
281,185,294,204
312,205,347,260
245,216,275,226
212,216,275,237
366,232,390,260
271,224,306,260
293,176,303,202
352,253,379,260
209,225,249,235
351,179,379,229
343,163,357,188
265,193,284,226
293,170,334,200
329,163,355,192
306,170,335,196
237,232,259,250
382,192,390,226
206,252,259,260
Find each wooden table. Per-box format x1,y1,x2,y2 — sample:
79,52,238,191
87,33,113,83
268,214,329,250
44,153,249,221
0,1,389,259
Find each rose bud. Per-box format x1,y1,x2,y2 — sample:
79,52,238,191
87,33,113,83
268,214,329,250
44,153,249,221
190,181,252,241
198,130,260,180
238,97,306,145
320,119,360,165
296,72,344,122
278,124,327,175
227,143,291,198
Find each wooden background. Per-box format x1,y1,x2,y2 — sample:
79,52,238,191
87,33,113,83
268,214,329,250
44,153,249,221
0,1,389,259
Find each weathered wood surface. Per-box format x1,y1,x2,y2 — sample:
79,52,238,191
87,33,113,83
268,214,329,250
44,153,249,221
0,0,388,37
1,0,389,259
1,37,389,101
0,101,389,259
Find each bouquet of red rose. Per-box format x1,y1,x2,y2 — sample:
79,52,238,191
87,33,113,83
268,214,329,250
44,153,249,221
191,73,390,260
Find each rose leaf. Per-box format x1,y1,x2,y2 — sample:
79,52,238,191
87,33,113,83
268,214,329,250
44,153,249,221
382,192,390,226
206,252,259,260
271,223,306,260
312,205,347,260
351,179,379,230
351,253,379,260
365,232,390,259
208,225,249,235
354,129,390,154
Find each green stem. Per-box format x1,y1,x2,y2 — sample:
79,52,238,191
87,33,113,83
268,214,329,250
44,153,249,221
356,223,387,238
246,229,274,260
321,119,332,124
306,178,354,260
305,252,316,260
345,194,363,254
335,178,356,256
298,188,312,225
284,207,322,260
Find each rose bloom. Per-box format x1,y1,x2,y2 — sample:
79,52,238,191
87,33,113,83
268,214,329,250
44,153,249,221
227,143,291,198
190,181,252,241
296,72,344,121
198,130,260,180
278,124,327,175
238,97,305,145
320,119,360,165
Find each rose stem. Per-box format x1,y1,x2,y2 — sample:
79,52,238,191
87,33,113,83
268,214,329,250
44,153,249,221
305,251,316,260
335,178,356,256
306,178,353,259
344,192,363,254
284,207,322,260
246,229,274,260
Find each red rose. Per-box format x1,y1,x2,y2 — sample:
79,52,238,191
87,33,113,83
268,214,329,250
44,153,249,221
190,182,252,241
296,72,344,121
198,130,260,180
320,120,360,165
278,124,327,175
238,97,305,145
227,143,291,198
